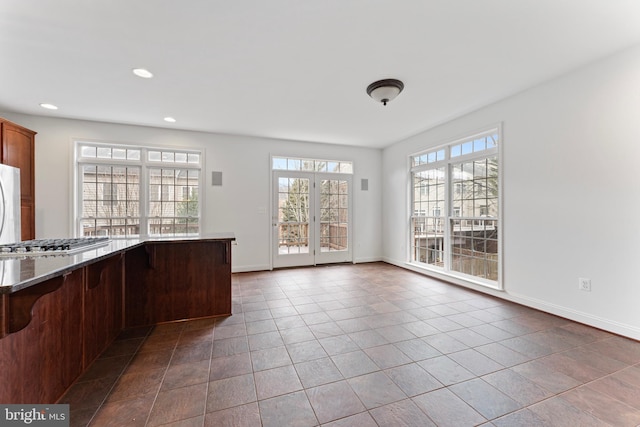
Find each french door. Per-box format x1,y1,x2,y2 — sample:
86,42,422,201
272,171,352,268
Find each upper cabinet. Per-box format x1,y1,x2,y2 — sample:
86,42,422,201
0,118,36,240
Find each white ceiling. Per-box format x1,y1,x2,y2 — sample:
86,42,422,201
1,1,640,148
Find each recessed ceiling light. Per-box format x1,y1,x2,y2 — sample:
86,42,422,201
164,117,176,123
132,68,153,79
39,103,58,110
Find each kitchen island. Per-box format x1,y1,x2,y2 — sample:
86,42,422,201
0,233,235,404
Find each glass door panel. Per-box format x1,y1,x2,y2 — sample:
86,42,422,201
273,172,314,268
315,174,352,264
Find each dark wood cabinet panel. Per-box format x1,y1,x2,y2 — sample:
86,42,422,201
125,240,232,327
0,119,36,240
0,270,84,403
0,235,233,404
84,254,124,366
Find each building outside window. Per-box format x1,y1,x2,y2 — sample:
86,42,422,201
76,142,202,238
410,128,500,287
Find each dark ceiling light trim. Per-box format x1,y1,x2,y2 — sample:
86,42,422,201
366,79,404,106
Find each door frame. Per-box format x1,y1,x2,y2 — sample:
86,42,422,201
271,170,353,269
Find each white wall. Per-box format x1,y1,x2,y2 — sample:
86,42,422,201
383,44,640,340
0,113,383,272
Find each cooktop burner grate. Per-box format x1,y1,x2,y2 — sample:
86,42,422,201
0,237,110,256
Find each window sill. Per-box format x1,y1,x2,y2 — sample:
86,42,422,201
404,262,503,291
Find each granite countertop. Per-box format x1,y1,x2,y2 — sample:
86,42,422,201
0,232,235,294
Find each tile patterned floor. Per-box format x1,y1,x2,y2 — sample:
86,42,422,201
62,262,640,426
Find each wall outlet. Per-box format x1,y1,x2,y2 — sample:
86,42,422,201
578,277,591,292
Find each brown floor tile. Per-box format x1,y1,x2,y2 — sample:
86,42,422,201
448,349,504,376
213,323,247,340
419,355,476,386
320,411,377,427
348,329,389,349
529,396,609,427
183,316,217,331
364,344,412,369
60,377,117,409
331,350,379,378
250,345,292,371
375,325,417,343
586,336,640,365
273,315,307,330
59,263,640,426
254,365,303,400
470,323,515,341
401,320,440,337
318,334,360,355
534,352,609,383
206,373,257,412
115,326,152,341
171,341,213,365
211,336,249,358
474,342,532,367
99,338,144,358
124,349,173,373
294,357,344,388
492,408,555,427
245,318,278,335
137,332,180,353
286,339,328,363
481,368,553,406
203,402,260,427
306,380,366,424
242,309,272,322
161,359,210,390
385,363,443,397
89,393,154,427
105,369,165,403
258,390,318,427
153,416,204,427
147,383,207,426
588,375,640,410
279,326,316,345
499,336,553,358
70,405,99,427
247,330,284,351
412,388,486,427
208,352,252,381
78,355,131,382
423,333,469,354
369,399,437,427
347,371,407,409
449,378,521,419
561,385,640,426
177,328,214,347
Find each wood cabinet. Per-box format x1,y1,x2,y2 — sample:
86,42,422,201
0,235,234,403
0,118,36,240
0,270,84,403
125,240,232,327
83,254,124,366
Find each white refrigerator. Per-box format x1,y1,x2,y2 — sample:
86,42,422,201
0,163,21,244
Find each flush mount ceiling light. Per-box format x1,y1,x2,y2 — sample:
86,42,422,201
39,103,58,110
164,117,176,123
132,68,153,79
366,79,404,106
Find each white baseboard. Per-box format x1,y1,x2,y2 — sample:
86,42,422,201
354,256,384,264
232,264,271,273
382,257,640,341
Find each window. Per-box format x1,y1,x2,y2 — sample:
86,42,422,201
272,156,353,174
410,129,500,286
76,142,202,237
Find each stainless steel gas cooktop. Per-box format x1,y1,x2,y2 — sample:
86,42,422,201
0,237,110,256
